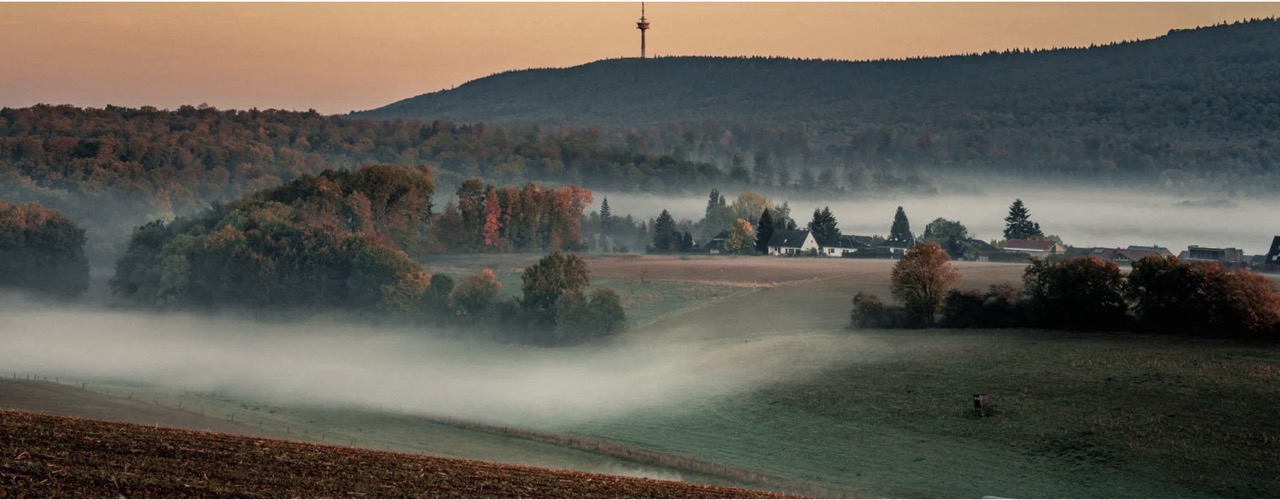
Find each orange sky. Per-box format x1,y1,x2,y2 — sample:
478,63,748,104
2,2,1278,114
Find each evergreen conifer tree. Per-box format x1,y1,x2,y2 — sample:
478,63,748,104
755,208,775,254
1003,199,1043,240
807,206,841,246
889,206,914,243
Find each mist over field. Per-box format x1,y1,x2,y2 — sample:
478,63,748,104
599,185,1274,255
0,294,842,428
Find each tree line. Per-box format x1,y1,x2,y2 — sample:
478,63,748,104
853,242,1280,339
105,164,622,345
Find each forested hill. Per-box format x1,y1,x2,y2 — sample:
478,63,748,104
355,19,1279,130
352,20,1280,193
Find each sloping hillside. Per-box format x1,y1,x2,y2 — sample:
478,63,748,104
353,19,1280,191
355,20,1280,132
0,409,787,498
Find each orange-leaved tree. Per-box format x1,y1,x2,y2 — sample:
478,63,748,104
890,242,960,326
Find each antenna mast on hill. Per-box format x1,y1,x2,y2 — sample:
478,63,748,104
636,2,651,59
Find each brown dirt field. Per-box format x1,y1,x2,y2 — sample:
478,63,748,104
0,409,790,498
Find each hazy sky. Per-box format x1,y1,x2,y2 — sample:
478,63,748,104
2,2,1278,114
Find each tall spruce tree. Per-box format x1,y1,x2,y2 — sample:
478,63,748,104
889,206,914,244
807,206,841,246
705,189,720,218
652,209,679,253
1003,199,1043,240
755,208,775,254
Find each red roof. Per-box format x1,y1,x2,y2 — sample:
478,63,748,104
1005,239,1059,251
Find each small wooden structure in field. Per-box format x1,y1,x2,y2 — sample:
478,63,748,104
973,393,993,417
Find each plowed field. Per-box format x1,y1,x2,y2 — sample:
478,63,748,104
0,409,787,498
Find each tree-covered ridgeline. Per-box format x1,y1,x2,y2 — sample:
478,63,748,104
356,19,1280,194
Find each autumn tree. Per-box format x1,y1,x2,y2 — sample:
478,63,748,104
889,242,960,326
1003,199,1043,240
726,218,756,255
1126,256,1280,337
481,184,504,249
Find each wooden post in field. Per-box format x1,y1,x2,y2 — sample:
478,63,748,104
973,393,993,417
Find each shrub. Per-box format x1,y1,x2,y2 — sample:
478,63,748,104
850,292,914,328
890,242,960,326
1127,256,1280,338
1022,257,1127,330
449,269,501,318
939,284,1026,328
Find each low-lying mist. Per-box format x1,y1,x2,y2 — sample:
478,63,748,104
0,294,806,429
599,185,1275,255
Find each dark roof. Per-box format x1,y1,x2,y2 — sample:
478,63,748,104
710,229,729,241
1266,236,1280,264
837,235,874,248
768,229,812,248
960,238,997,252
879,239,912,249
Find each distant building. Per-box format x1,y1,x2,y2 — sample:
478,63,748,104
768,229,818,256
1126,245,1174,258
830,234,874,257
1087,245,1174,264
1003,239,1067,256
1264,236,1280,266
1182,245,1247,265
705,230,729,254
878,239,913,257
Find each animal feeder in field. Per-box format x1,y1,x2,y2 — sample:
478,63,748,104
973,393,993,417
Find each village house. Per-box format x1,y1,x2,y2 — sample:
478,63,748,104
705,230,729,254
1003,238,1067,256
878,239,912,257
768,229,818,256
831,234,875,257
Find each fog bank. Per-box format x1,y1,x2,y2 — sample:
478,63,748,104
0,297,803,428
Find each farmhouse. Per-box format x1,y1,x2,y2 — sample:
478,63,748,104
1003,238,1067,256
768,229,818,256
705,230,729,254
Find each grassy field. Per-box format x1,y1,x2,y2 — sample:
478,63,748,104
6,255,1280,497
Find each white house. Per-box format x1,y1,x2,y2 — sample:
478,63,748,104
768,229,818,256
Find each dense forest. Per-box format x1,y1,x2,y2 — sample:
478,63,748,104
355,19,1280,193
0,105,733,261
